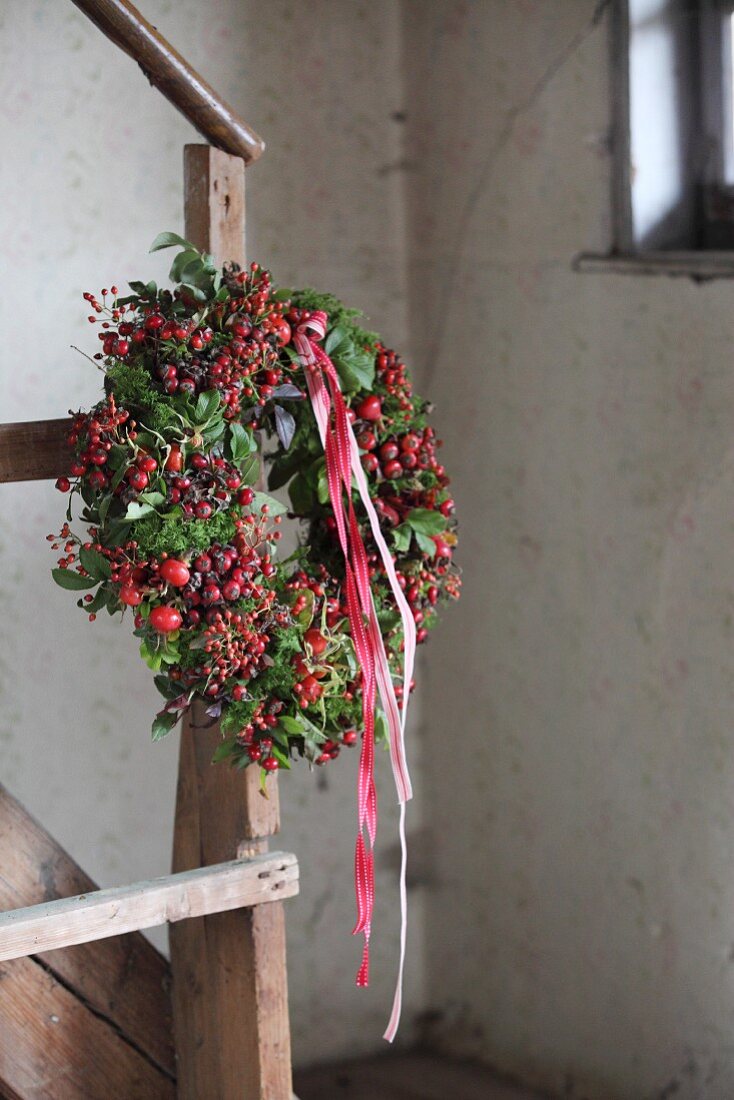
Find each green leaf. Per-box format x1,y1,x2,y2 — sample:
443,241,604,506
332,344,376,392
288,473,314,513
125,501,155,521
212,739,237,764
79,547,112,580
278,714,306,736
154,675,180,700
52,568,96,591
324,325,348,356
375,709,389,744
238,452,261,486
151,711,179,741
251,491,288,517
271,744,291,769
228,422,255,462
138,491,165,507
84,586,111,613
194,390,222,423
149,231,194,253
405,508,447,536
414,530,437,557
392,524,412,553
169,248,201,283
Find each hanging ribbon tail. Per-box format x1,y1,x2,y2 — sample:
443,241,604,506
295,313,415,1039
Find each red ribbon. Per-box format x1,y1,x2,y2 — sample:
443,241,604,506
294,312,415,1032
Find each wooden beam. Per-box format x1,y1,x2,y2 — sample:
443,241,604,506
70,0,265,164
0,418,71,483
170,147,293,1100
0,781,176,1084
0,852,297,963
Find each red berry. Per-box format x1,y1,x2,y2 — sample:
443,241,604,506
195,501,213,519
127,468,148,491
263,757,279,772
237,487,255,507
194,553,212,573
165,446,183,472
304,627,327,656
248,745,262,762
383,460,402,480
273,318,291,346
379,441,399,462
232,684,247,702
137,454,158,473
160,559,190,587
149,605,182,633
145,313,165,332
223,580,241,601
342,730,358,746
355,395,382,421
119,585,143,607
55,477,70,492
400,432,420,452
362,453,379,474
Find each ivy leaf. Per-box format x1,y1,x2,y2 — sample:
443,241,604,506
52,568,96,591
405,508,447,536
125,501,155,520
251,491,288,517
274,405,296,451
79,547,112,581
149,231,194,253
151,710,179,742
194,390,222,423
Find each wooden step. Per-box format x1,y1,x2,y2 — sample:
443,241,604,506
0,783,176,1097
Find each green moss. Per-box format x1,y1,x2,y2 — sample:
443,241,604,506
105,364,179,433
133,511,238,559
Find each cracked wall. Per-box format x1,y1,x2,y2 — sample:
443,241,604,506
403,2,734,1098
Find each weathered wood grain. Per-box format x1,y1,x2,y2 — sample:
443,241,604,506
0,853,297,963
0,419,71,483
71,0,265,163
170,147,293,1100
0,956,175,1100
0,783,175,1081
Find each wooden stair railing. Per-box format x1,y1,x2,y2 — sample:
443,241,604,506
0,145,298,1100
71,0,265,163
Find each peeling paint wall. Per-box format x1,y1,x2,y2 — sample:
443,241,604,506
404,2,734,1097
0,0,421,1066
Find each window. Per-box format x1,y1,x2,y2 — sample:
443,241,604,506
619,0,734,250
578,1,734,273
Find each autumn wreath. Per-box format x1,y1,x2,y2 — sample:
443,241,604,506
51,232,460,775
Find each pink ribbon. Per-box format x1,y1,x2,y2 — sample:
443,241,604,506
294,312,416,1041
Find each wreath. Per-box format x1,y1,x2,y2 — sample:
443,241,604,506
51,232,460,777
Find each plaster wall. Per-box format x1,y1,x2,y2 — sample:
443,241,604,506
404,3,734,1097
0,0,419,1065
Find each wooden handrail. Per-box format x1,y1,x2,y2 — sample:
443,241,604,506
0,418,72,483
71,0,265,164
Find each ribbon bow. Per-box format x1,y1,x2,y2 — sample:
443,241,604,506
294,311,415,1041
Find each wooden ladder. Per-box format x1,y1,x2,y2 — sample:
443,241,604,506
0,5,301,1098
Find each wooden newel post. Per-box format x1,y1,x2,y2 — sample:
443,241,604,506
170,145,293,1100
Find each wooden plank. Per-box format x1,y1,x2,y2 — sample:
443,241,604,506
0,782,175,1081
0,955,174,1100
0,852,297,963
0,419,71,483
71,0,265,163
170,146,293,1100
